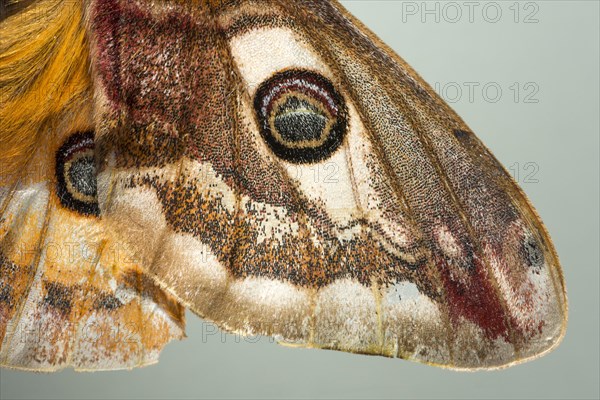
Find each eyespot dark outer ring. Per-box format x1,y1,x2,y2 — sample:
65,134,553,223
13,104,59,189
253,69,348,164
55,131,100,217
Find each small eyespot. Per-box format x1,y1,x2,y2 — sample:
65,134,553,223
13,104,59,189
453,130,471,140
522,234,545,269
55,131,99,216
254,69,348,164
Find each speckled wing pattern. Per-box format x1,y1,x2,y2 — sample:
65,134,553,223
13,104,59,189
87,0,566,370
0,0,184,371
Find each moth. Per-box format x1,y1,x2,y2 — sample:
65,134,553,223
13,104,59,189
0,0,567,371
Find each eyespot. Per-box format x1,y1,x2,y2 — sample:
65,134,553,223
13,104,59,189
55,131,99,216
254,70,348,164
522,234,544,270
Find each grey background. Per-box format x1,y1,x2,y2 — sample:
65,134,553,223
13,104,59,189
1,1,598,399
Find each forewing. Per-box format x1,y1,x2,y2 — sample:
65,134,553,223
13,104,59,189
88,0,566,369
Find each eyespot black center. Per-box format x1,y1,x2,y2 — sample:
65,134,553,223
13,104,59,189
55,131,99,216
273,96,328,143
254,70,347,164
68,156,97,198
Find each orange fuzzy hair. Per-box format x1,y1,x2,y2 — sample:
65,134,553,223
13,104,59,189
0,0,92,183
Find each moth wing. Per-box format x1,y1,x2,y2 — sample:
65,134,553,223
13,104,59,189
0,1,184,372
88,0,566,370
